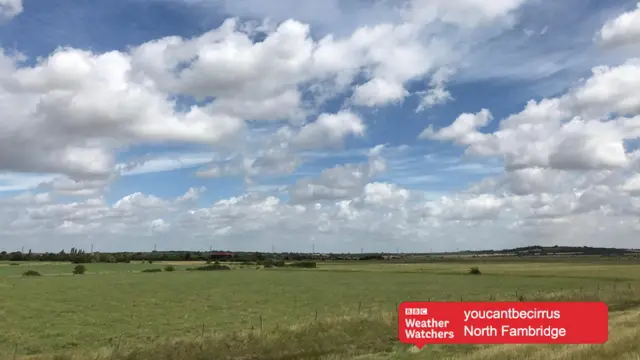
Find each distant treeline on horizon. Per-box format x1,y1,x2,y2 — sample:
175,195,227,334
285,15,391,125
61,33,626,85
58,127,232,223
1,245,638,264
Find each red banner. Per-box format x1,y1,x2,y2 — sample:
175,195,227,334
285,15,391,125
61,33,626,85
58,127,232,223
398,301,608,348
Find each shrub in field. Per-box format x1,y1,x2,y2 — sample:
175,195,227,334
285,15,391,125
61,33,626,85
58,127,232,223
22,270,41,276
287,261,317,268
261,258,274,267
274,259,286,267
468,267,481,275
142,268,162,273
164,265,176,272
188,263,231,271
72,265,86,275
9,263,19,266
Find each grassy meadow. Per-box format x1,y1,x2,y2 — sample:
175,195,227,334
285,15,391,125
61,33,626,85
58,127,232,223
1,258,640,359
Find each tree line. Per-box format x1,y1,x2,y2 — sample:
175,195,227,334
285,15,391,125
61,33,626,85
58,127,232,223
2,245,634,264
0,249,361,263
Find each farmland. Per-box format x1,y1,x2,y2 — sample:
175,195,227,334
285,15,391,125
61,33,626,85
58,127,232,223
1,258,640,360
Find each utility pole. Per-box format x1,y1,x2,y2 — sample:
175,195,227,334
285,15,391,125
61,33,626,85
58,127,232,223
154,244,157,252
272,244,275,253
91,244,94,253
312,244,315,254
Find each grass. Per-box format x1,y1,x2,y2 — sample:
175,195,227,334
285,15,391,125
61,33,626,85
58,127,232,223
1,259,640,359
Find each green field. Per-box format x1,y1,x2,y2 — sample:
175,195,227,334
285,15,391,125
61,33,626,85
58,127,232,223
2,259,640,360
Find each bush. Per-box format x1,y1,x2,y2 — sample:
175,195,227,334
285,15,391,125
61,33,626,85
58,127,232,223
261,258,274,266
22,270,41,276
164,265,176,272
274,260,286,267
72,265,86,275
468,267,481,275
287,261,317,268
188,263,231,271
141,268,162,273
262,259,286,268
9,263,19,266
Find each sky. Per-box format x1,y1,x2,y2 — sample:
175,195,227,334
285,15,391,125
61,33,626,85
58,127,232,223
1,0,640,253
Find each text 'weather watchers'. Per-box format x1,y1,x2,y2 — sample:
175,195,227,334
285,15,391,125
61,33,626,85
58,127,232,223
398,301,608,349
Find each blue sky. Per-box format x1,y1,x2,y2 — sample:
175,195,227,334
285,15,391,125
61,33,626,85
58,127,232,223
1,0,640,252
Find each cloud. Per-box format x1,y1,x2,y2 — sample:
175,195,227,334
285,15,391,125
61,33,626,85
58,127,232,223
415,67,455,112
150,218,171,234
5,1,640,252
288,146,385,203
180,0,526,35
0,172,58,192
596,2,640,49
0,0,21,21
0,47,244,180
352,78,409,107
289,110,365,150
0,0,544,183
117,153,215,176
421,59,640,172
37,177,113,197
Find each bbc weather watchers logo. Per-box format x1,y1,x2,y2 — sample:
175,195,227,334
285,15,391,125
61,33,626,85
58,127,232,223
405,307,428,315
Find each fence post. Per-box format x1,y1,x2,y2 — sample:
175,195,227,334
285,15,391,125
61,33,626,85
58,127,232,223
110,335,123,360
358,302,362,314
260,315,263,333
200,324,205,350
315,309,318,321
13,344,17,360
